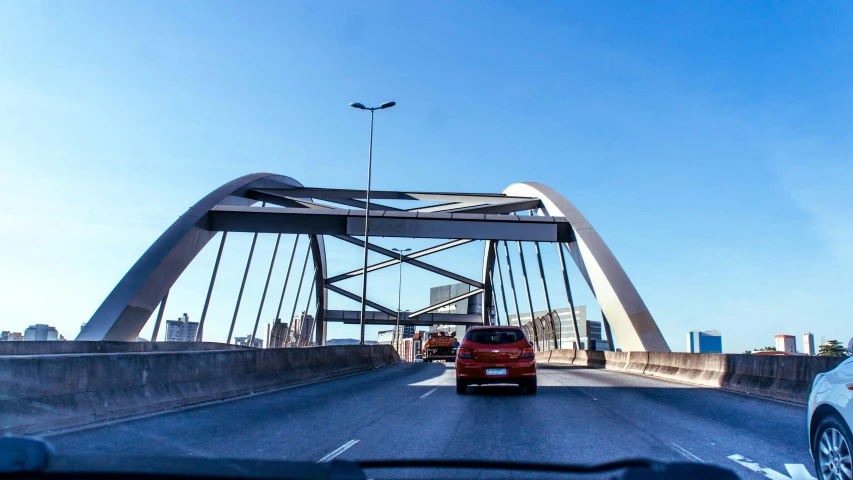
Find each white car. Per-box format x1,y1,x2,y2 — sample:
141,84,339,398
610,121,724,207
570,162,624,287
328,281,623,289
808,339,853,480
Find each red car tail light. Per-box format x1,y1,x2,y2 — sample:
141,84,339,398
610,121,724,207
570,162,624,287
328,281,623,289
520,347,534,358
458,348,473,359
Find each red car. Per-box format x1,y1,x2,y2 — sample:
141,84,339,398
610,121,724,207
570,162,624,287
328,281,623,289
455,326,537,394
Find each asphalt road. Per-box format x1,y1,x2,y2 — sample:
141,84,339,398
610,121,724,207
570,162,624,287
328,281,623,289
46,363,814,479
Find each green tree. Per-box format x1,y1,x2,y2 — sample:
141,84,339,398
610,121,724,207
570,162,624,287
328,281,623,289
757,346,776,352
818,340,850,357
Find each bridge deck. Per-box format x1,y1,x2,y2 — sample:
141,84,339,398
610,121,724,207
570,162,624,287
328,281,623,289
46,363,809,478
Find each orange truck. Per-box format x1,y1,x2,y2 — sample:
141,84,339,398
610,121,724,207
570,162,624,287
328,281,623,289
421,331,460,362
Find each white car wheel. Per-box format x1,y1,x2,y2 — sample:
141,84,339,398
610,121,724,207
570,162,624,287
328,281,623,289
815,415,853,480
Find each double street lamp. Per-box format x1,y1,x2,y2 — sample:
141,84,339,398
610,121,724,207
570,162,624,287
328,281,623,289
392,247,412,352
350,101,396,345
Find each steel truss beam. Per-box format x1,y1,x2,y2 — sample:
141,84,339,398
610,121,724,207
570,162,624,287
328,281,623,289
325,310,482,326
327,239,474,283
409,288,484,318
408,198,543,215
325,284,397,316
257,187,536,204
331,235,483,288
204,206,571,242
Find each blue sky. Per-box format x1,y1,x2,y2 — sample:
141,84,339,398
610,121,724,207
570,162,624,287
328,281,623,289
1,1,851,353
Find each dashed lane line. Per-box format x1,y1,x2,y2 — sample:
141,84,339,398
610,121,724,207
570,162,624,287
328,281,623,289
419,388,438,399
318,440,359,463
668,442,705,463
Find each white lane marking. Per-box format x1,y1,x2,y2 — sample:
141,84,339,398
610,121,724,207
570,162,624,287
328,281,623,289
419,388,437,399
728,454,816,480
318,440,359,463
669,443,705,463
577,388,597,401
785,464,817,480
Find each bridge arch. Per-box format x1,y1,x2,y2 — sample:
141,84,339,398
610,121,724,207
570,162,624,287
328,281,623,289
500,182,668,352
77,173,328,342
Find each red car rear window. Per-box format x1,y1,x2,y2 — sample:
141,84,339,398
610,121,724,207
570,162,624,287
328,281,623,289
465,329,526,345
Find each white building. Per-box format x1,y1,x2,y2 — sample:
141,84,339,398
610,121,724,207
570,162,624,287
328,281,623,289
23,324,60,341
165,314,198,342
377,329,396,345
775,334,797,354
803,332,816,356
234,336,263,348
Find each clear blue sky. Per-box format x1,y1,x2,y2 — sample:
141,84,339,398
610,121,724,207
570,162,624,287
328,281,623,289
1,1,851,353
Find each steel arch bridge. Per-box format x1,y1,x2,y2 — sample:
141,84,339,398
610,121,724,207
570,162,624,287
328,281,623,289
77,173,670,352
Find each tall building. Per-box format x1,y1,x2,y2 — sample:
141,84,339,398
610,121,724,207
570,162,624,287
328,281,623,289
775,334,796,354
23,324,60,341
803,332,816,356
686,330,722,353
289,312,315,347
269,318,288,348
165,313,198,342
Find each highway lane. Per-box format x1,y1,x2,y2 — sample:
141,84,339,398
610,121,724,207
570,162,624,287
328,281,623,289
46,363,813,479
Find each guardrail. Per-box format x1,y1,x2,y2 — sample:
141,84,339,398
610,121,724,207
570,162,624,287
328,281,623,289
0,345,398,435
537,350,846,404
0,341,244,355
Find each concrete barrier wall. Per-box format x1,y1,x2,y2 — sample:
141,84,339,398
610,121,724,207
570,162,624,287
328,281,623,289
0,341,243,355
0,345,398,435
536,350,844,404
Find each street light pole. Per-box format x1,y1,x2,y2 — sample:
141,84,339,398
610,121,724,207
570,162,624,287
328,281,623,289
350,101,396,345
392,247,411,353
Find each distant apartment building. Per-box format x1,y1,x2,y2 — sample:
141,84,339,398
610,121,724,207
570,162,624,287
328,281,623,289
429,283,482,315
269,319,288,348
234,335,263,348
803,332,816,356
1,331,24,341
686,330,722,353
289,312,315,347
165,314,198,342
23,324,60,341
427,283,483,341
775,334,797,354
377,329,396,345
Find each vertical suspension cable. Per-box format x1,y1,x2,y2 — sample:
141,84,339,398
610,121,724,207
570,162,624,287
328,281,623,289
490,267,501,326
502,241,522,327
516,241,539,350
533,240,557,350
150,291,169,342
250,233,282,346
558,242,581,350
274,234,301,321
196,232,228,342
285,242,312,347
494,243,511,325
227,202,265,345
298,274,317,346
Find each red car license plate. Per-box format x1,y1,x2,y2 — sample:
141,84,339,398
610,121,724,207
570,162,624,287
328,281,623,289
485,368,507,376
